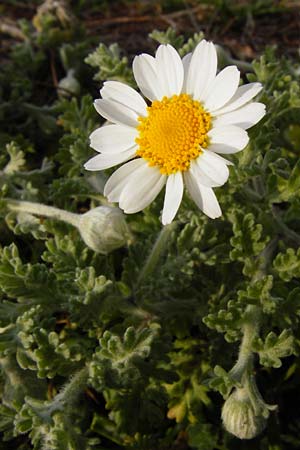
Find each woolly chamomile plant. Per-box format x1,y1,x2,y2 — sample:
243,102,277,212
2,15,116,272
1,21,300,450
83,35,298,443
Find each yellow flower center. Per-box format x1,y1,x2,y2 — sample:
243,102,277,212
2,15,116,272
135,94,211,175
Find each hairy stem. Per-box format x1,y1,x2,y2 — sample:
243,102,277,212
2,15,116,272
231,58,253,72
230,239,277,383
136,222,177,287
48,365,89,415
230,305,261,382
56,366,89,406
5,199,80,228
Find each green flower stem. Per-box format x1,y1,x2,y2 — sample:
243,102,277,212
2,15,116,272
230,305,261,382
5,198,132,254
224,240,278,439
5,199,80,228
48,365,89,415
230,239,277,382
231,58,253,72
23,365,90,444
136,222,177,287
215,44,253,72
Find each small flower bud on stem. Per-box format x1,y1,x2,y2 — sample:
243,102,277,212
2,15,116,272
57,69,81,98
222,384,267,440
222,241,278,440
4,199,131,254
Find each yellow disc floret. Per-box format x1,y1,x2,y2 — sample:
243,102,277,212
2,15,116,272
135,94,211,175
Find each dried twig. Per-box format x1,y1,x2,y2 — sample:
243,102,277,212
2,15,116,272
85,4,212,29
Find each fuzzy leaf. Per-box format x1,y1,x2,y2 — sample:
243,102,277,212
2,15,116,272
273,248,300,281
89,326,157,390
85,43,134,85
229,212,269,261
0,244,60,305
2,142,26,175
253,329,295,368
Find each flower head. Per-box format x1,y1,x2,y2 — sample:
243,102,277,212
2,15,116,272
221,386,268,440
78,206,130,254
84,40,265,224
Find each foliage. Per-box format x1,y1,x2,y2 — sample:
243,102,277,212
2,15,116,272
85,43,134,86
0,3,300,450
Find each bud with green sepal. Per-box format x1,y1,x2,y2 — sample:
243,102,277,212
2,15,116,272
222,372,276,439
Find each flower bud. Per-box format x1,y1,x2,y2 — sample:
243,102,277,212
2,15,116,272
221,387,267,440
78,206,130,254
58,69,80,98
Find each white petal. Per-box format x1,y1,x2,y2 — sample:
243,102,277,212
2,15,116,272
208,125,249,152
155,45,184,98
185,40,217,101
209,151,234,166
213,82,263,115
100,81,147,117
104,158,146,202
162,172,184,225
208,144,243,155
203,66,240,112
213,102,266,129
190,150,230,187
94,99,138,127
182,52,192,92
84,147,136,171
119,164,166,213
133,54,162,101
184,171,222,219
90,125,138,153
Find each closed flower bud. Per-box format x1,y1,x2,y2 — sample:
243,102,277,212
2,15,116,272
58,69,80,98
78,206,130,254
221,387,267,440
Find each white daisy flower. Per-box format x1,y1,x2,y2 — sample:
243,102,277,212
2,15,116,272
84,40,265,225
